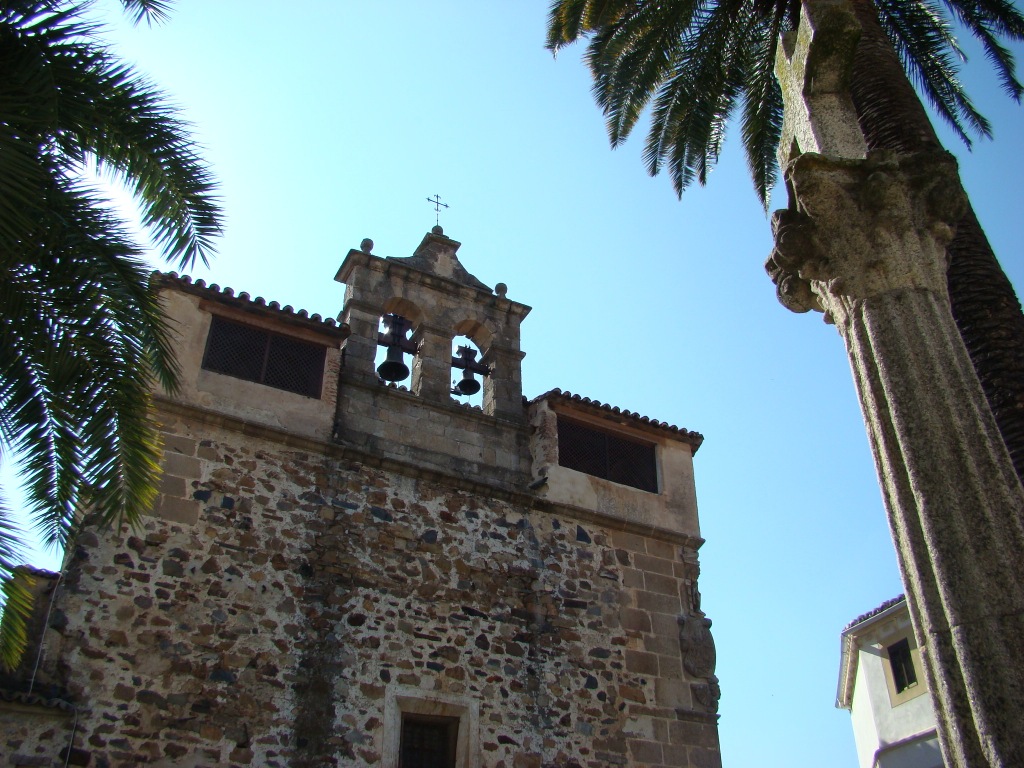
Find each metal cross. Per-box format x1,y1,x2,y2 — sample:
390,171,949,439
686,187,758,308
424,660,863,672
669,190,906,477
426,194,449,226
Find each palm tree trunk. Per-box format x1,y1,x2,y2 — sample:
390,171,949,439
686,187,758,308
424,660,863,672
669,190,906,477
849,0,1024,483
947,208,1024,481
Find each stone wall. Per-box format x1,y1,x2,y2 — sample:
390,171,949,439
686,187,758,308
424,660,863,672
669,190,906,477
333,234,533,490
153,279,347,445
5,402,720,768
3,246,720,768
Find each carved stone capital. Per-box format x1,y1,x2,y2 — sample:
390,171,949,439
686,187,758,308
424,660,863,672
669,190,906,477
766,150,966,325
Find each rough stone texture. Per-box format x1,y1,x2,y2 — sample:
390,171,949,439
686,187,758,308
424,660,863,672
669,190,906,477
529,400,701,537
3,234,721,767
6,413,716,767
775,0,867,162
769,3,1024,765
335,230,530,425
154,282,347,445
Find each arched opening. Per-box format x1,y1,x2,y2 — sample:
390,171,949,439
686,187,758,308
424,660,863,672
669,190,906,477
374,299,422,391
450,319,492,410
450,335,485,408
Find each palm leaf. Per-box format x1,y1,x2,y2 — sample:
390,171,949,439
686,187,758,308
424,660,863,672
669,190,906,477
643,0,753,193
547,0,633,49
0,573,35,672
120,0,171,26
942,0,1024,100
0,175,170,546
9,5,222,270
875,0,991,144
546,0,1021,202
0,0,219,668
0,494,32,671
586,0,702,145
740,13,784,205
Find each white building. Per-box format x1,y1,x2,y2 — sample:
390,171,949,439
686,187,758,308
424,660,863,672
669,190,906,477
836,596,944,768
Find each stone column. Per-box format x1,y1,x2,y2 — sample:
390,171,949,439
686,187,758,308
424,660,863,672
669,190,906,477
339,299,381,387
481,345,526,423
411,324,453,404
768,149,1024,766
769,2,1024,765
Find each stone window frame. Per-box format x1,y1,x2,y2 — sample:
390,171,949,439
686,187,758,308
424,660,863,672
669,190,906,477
382,685,480,768
878,631,928,707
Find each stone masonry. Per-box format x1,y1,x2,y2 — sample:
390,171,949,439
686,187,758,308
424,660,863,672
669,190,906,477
1,229,721,768
768,1,1024,765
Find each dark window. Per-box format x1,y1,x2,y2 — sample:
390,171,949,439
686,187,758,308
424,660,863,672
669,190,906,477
399,714,458,768
887,637,918,693
557,418,658,493
202,315,326,398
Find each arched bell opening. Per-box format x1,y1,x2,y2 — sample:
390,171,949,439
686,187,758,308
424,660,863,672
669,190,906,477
449,335,487,408
450,319,492,409
374,304,421,389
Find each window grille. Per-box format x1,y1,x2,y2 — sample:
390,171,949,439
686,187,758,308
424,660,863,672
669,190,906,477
557,417,658,493
887,637,918,693
399,714,458,768
202,315,326,398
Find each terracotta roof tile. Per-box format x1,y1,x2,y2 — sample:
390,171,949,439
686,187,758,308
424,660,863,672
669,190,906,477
152,272,348,336
0,687,74,712
529,388,703,451
12,565,60,579
844,594,905,631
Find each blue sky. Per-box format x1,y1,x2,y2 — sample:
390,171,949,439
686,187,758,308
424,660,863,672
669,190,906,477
9,2,1024,766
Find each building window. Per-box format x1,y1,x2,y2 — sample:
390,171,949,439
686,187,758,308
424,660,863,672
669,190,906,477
383,686,479,768
202,315,326,398
887,637,918,693
556,417,658,492
400,714,459,768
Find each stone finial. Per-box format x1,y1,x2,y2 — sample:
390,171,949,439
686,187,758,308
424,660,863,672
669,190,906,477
387,231,492,293
431,225,443,235
360,238,374,254
495,283,508,298
775,0,867,162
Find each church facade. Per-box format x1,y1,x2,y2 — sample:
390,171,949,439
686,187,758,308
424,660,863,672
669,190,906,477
1,229,721,768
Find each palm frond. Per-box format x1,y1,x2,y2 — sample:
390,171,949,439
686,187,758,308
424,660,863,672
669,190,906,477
586,0,702,145
875,0,991,144
0,0,213,671
942,0,1024,100
120,0,172,26
547,0,633,50
0,572,35,672
740,14,784,206
0,492,32,671
4,1,221,270
642,0,753,195
0,174,169,547
546,0,1023,205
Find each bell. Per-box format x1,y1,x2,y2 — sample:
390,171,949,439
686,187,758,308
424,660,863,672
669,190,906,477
453,368,480,396
377,346,409,382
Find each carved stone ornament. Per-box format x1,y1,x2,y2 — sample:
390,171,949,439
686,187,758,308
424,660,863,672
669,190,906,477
678,614,717,680
691,676,721,714
765,149,966,327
